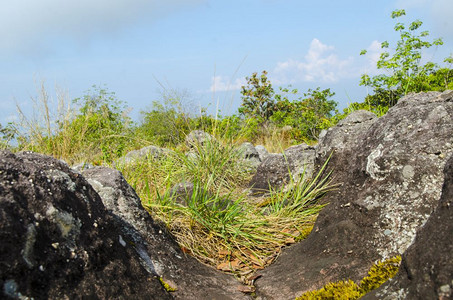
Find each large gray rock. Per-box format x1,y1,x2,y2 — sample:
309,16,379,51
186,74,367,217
316,109,377,158
255,145,269,161
185,130,214,149
117,145,171,165
0,151,171,299
364,155,453,300
248,143,316,194
255,91,453,299
284,143,316,181
82,167,247,300
238,142,261,170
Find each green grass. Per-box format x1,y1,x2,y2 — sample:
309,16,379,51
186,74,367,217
7,84,337,284
118,143,334,281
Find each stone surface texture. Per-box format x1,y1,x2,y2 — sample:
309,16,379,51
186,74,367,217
255,145,270,161
364,155,453,300
249,143,316,194
185,130,214,149
117,145,171,165
255,91,453,299
0,152,247,300
82,166,247,300
238,142,261,170
0,151,171,299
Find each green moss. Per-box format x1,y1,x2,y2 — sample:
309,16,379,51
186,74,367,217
358,256,401,294
159,277,177,292
297,280,361,300
296,256,401,300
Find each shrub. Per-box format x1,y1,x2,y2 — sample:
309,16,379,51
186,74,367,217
14,84,132,164
271,87,337,141
239,70,276,123
136,88,193,147
239,71,338,142
360,9,451,110
63,85,132,163
0,122,17,150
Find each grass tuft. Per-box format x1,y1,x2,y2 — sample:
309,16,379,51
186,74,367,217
119,147,334,282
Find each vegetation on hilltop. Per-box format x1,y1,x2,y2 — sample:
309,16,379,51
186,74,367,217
0,8,451,294
359,9,453,114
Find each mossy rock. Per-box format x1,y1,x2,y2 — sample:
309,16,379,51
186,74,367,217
296,256,401,299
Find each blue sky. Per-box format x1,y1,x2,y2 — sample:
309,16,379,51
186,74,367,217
1,0,452,125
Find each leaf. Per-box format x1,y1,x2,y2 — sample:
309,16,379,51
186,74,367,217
230,259,242,268
218,249,230,258
247,274,262,283
217,262,232,271
216,259,241,271
237,285,255,293
285,237,296,244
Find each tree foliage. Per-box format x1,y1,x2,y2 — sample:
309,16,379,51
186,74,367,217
239,71,338,141
138,89,192,147
239,71,276,123
360,9,451,109
64,85,131,162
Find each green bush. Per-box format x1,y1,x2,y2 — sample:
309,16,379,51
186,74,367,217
14,84,133,164
360,9,451,110
138,107,190,147
65,85,132,163
239,70,276,123
271,87,338,141
238,71,338,142
0,122,17,150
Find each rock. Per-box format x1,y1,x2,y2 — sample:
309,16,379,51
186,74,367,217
117,145,171,165
0,150,171,299
363,155,453,299
338,109,377,126
248,153,287,194
255,145,269,161
284,143,316,181
255,91,453,299
82,167,246,300
0,151,247,300
248,143,316,194
316,109,377,158
169,181,195,206
185,130,214,149
71,161,94,172
238,142,261,170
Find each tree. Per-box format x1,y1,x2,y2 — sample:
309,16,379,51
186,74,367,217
271,87,337,141
360,9,448,108
239,71,276,123
66,85,131,162
138,88,192,146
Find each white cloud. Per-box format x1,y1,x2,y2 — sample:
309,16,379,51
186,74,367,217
209,75,246,92
273,38,354,84
0,0,206,55
360,40,384,75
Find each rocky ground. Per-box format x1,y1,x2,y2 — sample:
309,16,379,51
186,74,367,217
1,90,452,299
